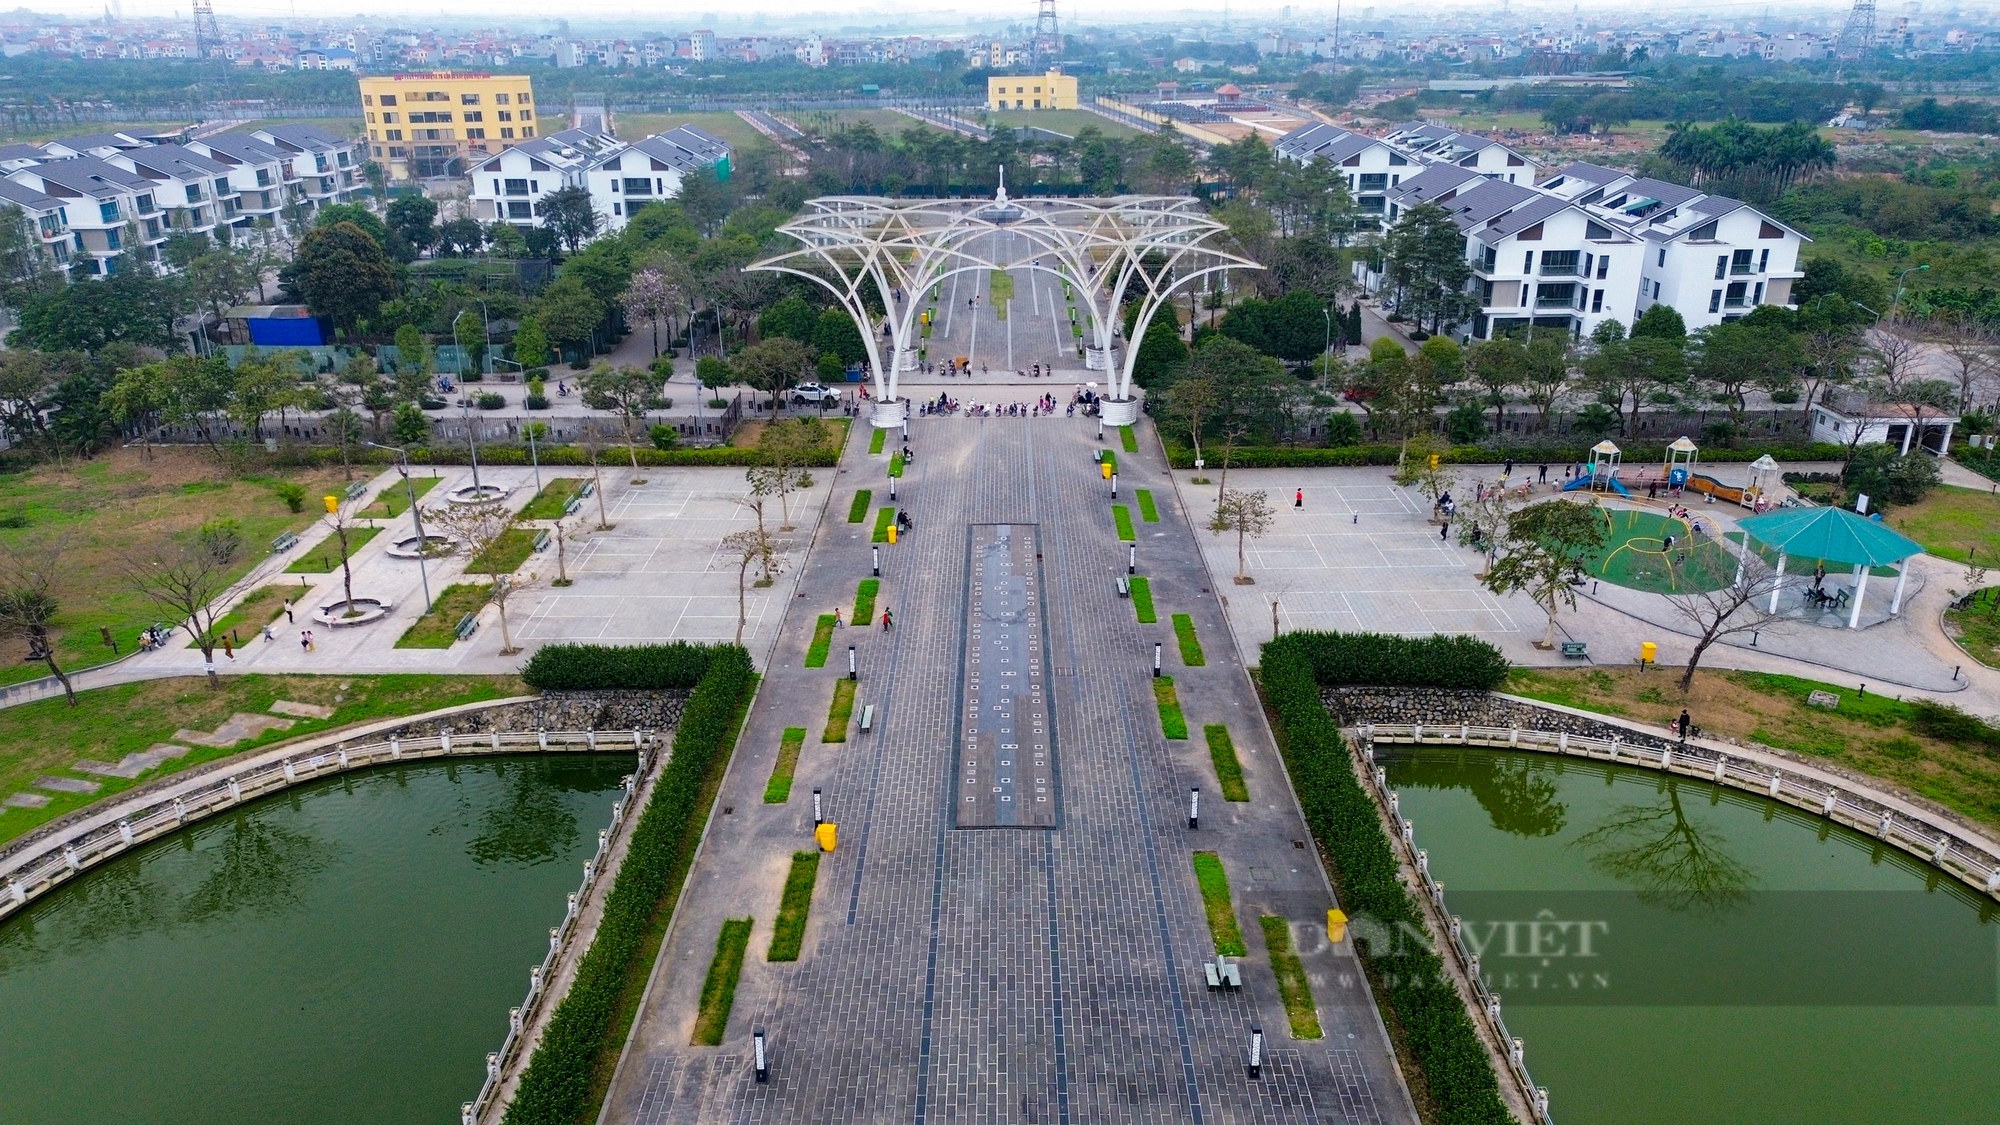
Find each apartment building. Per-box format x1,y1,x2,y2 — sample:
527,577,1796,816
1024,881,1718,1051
185,132,295,229
1273,121,1416,220
469,125,730,234
0,178,76,276
359,70,537,181
1381,121,1538,185
6,156,164,274
253,124,363,209
986,68,1078,111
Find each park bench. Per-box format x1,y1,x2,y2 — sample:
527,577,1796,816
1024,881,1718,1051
1116,577,1130,598
453,612,480,642
579,481,596,499
1203,955,1242,991
1560,640,1588,659
859,704,875,733
532,529,552,552
343,481,368,501
1808,690,1841,709
271,531,300,553
562,496,582,517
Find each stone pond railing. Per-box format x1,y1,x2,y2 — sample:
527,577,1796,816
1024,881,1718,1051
0,728,657,926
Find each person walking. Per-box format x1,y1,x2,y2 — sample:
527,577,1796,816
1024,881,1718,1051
284,599,295,624
1677,709,1692,740
222,636,234,661
1503,457,1515,479
262,623,275,643
1294,488,1304,509
881,608,894,631
300,630,310,654
1538,464,1549,484
833,607,844,627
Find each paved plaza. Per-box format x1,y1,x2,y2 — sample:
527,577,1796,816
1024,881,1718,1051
604,412,1416,1124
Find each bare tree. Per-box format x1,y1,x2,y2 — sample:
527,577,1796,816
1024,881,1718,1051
427,499,523,654
0,540,76,704
720,526,785,644
1208,488,1275,584
748,417,823,531
1662,557,1786,693
125,519,245,688
317,491,366,617
582,439,613,530
1868,325,1926,403
1928,314,1997,416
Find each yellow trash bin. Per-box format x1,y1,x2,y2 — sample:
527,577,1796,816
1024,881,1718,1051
1101,461,1113,480
887,523,898,545
1640,641,1657,666
1327,909,1348,943
815,822,837,852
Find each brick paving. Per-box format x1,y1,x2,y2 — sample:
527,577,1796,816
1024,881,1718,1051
605,417,1416,1125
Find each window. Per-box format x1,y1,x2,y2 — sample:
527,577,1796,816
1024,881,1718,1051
383,113,398,124
496,93,511,105
507,200,532,219
1714,255,1728,280
1758,249,1770,273
99,201,119,223
1480,245,1497,272
1591,288,1604,313
136,194,155,214
1753,282,1764,305
1523,250,1534,273
1356,195,1385,214
1358,173,1388,191
464,111,483,122
518,92,530,104
424,91,449,101
613,202,622,216
501,128,515,139
368,113,377,124
409,112,453,124
1581,253,1593,277
623,177,653,196
372,145,384,158
499,110,513,122
256,169,271,186
522,127,534,137
1689,220,1717,241
386,130,403,141
105,228,121,249
1725,281,1748,307
364,95,374,106
464,128,483,140
1652,281,1660,300
1731,249,1755,275
388,147,407,158
504,178,529,196
379,94,397,106
185,184,203,203
1033,99,1042,108
461,93,481,104
1597,255,1610,280
1658,248,1667,268
1535,282,1577,309
1709,290,1723,313
1539,250,1579,276
1585,220,1613,240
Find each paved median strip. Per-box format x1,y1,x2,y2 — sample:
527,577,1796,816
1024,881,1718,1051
1260,916,1323,1039
690,917,753,1046
1192,851,1245,957
822,679,856,743
764,727,807,804
767,852,821,962
1204,724,1248,801
1153,676,1187,740
1172,613,1205,666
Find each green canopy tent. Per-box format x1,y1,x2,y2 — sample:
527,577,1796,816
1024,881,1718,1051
1735,506,1925,629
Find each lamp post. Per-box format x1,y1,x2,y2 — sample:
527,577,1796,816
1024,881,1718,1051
365,441,432,613
1887,263,1929,322
1323,304,1333,380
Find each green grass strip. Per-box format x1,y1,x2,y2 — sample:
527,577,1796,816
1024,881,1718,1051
868,428,886,454
468,526,538,574
1153,676,1187,740
804,615,836,668
518,477,586,520
394,582,492,649
1172,613,1206,666
1192,851,1246,957
888,451,905,478
764,726,807,804
284,526,382,572
1120,425,1138,453
1099,448,1117,471
847,490,872,523
872,506,898,543
1137,489,1159,522
690,918,753,1046
853,578,879,624
1261,915,1323,1039
767,851,821,962
1205,723,1249,801
1113,505,1135,541
1129,575,1156,623
823,677,856,743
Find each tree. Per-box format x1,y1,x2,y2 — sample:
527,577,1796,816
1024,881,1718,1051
1209,489,1275,584
623,266,676,357
1131,313,1188,387
392,401,430,445
1463,337,1519,434
317,491,366,618
1163,375,1218,465
287,221,397,335
580,363,667,470
1582,321,1687,436
1630,303,1687,341
750,417,824,530
810,307,866,367
1928,315,1997,415
109,354,234,457
453,308,486,375
1482,498,1606,649
734,337,816,414
427,499,523,654
758,295,818,342
125,518,245,688
1665,560,1783,693
230,349,303,442
535,282,606,362
1393,433,1459,507
385,194,439,257
512,318,550,371
1515,334,1576,433
720,526,785,644
393,323,432,399
1691,321,1801,429
0,540,76,704
540,186,600,254
1382,201,1474,336
13,269,180,352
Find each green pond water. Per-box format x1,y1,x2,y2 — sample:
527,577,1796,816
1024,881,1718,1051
1382,747,2000,1125
0,754,632,1125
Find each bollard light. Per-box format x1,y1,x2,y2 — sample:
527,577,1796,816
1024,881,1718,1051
849,645,857,681
890,479,897,502
813,788,823,827
1188,786,1200,830
753,1028,769,1082
873,546,880,577
1154,642,1163,678
1111,472,1118,499
1247,1026,1264,1078
1129,544,1136,575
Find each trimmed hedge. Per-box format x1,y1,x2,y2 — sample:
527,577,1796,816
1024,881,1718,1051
503,643,757,1125
1163,440,1849,470
1261,632,1510,1125
1280,631,1507,690
282,438,844,469
521,641,718,691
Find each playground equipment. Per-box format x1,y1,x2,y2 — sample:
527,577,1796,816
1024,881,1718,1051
1562,439,1632,498
1656,438,1779,509
1663,436,1698,489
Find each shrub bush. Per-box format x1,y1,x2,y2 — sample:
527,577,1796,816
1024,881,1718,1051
477,392,506,410
1163,440,1850,471
1260,633,1511,1124
525,393,551,410
521,641,720,690
503,643,755,1125
1280,631,1508,689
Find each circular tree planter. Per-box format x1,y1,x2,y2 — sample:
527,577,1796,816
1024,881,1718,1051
385,534,457,559
312,598,394,627
447,484,513,506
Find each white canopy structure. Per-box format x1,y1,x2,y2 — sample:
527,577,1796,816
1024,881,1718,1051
748,177,1262,429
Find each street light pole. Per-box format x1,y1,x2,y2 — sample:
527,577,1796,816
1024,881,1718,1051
1323,304,1333,379
367,441,432,613
1887,263,1929,323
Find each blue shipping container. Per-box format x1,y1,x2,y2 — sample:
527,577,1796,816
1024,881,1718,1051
247,317,326,346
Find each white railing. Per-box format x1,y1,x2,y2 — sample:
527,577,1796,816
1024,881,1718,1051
1351,732,1554,1125
462,744,655,1125
0,728,655,926
1358,722,2000,902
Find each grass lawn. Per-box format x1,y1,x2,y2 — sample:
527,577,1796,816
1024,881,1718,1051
823,678,856,743
1128,575,1157,623
869,429,887,455
889,451,905,478
1113,505,1136,541
358,474,440,519
0,672,524,843
764,727,807,804
804,615,837,668
1191,851,1246,957
1153,676,1188,740
853,578,880,624
576,111,775,154
1505,666,2000,829
1120,426,1138,453
394,583,492,648
0,448,351,686
990,270,1015,308
1172,613,1205,666
1260,916,1322,1039
284,526,383,572
767,851,821,961
1944,588,2000,669
847,490,872,522
518,477,587,520
1885,485,2000,563
690,918,753,1046
983,108,1142,138
1205,724,1248,801
1137,489,1159,522
468,527,539,574
193,584,295,648
871,507,898,543
1098,449,1117,472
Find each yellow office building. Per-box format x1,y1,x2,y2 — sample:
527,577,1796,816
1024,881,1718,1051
359,71,538,181
987,69,1078,111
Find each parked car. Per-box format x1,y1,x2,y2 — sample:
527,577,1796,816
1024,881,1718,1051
792,382,840,406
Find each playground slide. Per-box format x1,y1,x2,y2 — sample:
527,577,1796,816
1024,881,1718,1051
1560,475,1594,492
1684,474,1747,505
1562,475,1634,498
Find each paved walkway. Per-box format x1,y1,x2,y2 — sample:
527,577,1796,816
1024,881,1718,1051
603,414,1416,1123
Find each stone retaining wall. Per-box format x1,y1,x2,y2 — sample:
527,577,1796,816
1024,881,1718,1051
336,690,689,746
1321,686,1680,750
